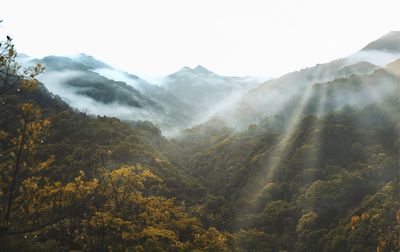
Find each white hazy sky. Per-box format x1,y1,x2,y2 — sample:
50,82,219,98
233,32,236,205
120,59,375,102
1,0,399,77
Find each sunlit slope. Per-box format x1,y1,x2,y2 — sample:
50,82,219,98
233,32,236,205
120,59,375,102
220,32,399,129
164,33,400,250
386,59,400,77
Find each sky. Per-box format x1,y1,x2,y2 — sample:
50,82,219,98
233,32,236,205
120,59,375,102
1,0,399,78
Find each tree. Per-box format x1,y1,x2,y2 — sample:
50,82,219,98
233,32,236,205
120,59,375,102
233,229,276,252
0,103,50,234
0,28,44,94
76,164,231,251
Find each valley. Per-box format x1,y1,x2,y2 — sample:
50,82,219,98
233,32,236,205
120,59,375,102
0,24,399,251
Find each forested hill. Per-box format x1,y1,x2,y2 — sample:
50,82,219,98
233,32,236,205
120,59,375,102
26,54,260,133
0,65,232,250
0,31,399,251
217,31,400,130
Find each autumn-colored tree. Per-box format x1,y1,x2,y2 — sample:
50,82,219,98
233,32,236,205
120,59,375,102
0,28,44,94
0,103,99,240
349,182,400,252
0,103,51,234
71,164,231,251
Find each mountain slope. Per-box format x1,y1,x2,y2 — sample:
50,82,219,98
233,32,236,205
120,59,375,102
2,29,400,252
386,59,400,77
218,32,400,129
362,31,400,53
33,56,261,132
93,68,196,129
32,55,195,131
163,65,260,123
347,31,400,66
161,32,400,252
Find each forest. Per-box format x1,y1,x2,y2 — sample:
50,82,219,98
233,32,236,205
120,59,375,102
0,27,399,251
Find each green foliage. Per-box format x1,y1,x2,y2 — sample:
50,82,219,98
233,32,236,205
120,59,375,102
233,229,276,252
1,32,399,251
167,97,399,251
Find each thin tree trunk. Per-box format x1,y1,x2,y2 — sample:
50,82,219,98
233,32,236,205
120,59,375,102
3,111,29,230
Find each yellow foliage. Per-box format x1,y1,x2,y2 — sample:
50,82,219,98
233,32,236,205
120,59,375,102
351,215,360,230
0,130,8,140
8,47,15,57
37,155,55,170
376,238,386,252
194,227,230,252
141,227,177,240
361,212,369,220
21,79,39,91
297,211,318,232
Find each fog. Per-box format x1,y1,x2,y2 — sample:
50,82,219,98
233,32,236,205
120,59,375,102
37,70,162,123
211,55,400,132
94,65,263,131
32,45,399,137
93,68,144,90
346,50,400,67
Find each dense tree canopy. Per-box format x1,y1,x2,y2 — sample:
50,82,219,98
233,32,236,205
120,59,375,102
0,31,399,251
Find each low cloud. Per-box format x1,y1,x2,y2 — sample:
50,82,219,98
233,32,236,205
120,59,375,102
37,70,161,123
346,50,400,67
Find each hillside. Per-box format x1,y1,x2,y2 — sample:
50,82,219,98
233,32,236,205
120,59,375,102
362,31,400,53
0,76,231,250
0,29,399,251
217,31,400,130
386,59,400,77
32,55,194,131
29,56,261,133
163,65,259,122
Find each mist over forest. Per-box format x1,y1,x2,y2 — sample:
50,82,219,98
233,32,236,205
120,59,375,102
0,11,399,252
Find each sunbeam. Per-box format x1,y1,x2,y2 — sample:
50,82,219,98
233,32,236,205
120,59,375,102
237,81,316,213
298,82,328,186
261,82,315,179
1,6,399,250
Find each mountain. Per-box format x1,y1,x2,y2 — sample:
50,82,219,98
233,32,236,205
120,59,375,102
347,31,400,66
31,55,196,131
217,32,400,129
92,68,197,129
163,65,260,123
74,53,111,69
24,31,400,140
34,56,91,71
2,30,400,251
31,56,261,132
362,31,400,53
336,61,377,76
163,32,400,251
31,53,112,71
386,58,400,77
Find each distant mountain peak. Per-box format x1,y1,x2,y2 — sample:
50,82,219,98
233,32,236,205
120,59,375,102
194,65,213,74
362,31,400,53
78,53,90,57
172,65,214,76
181,66,194,71
36,55,88,71
75,53,110,69
168,66,196,77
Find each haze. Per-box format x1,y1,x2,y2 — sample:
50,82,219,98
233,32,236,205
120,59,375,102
1,0,399,78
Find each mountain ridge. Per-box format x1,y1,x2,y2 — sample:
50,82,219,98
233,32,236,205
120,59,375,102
362,31,400,53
